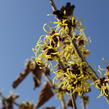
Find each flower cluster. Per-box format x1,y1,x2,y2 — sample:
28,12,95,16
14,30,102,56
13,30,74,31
93,64,109,98
33,2,92,97
8,1,109,109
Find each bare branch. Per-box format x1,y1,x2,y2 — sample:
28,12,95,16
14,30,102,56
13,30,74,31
49,0,57,11
71,94,77,109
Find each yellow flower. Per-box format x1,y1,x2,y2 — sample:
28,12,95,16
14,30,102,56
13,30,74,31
105,71,109,77
94,77,109,97
33,9,93,97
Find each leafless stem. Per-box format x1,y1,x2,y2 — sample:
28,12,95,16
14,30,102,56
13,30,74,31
82,99,86,109
49,0,57,11
71,94,77,109
61,97,67,109
44,75,54,88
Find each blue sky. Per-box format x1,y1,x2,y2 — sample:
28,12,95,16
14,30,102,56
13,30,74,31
0,0,109,108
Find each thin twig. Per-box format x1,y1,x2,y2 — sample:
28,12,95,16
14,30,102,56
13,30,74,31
49,0,57,11
71,94,77,109
61,97,67,109
82,99,86,109
44,75,55,88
